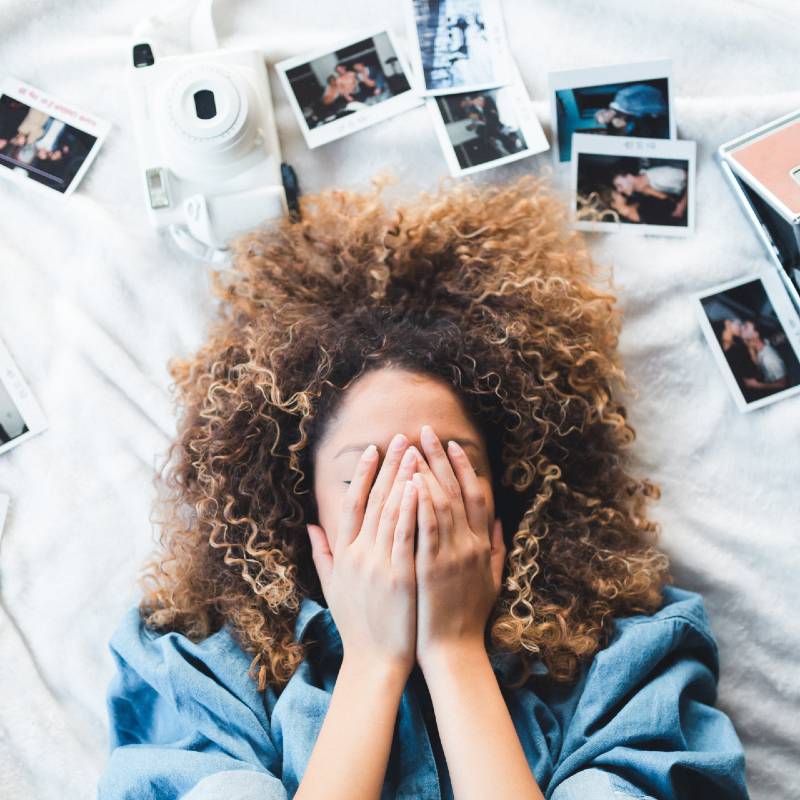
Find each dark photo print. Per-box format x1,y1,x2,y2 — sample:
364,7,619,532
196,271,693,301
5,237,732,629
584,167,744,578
0,93,97,193
576,153,689,227
556,77,670,161
284,33,411,131
435,87,526,170
700,277,800,405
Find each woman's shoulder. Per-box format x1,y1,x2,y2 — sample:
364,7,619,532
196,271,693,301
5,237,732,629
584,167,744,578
107,596,326,699
107,603,273,712
614,584,715,638
109,604,247,667
587,584,721,689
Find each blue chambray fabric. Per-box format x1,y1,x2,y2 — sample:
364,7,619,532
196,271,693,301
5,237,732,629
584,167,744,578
97,585,750,800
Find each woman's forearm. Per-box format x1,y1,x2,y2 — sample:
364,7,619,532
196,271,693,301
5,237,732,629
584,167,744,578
295,655,407,800
421,644,545,800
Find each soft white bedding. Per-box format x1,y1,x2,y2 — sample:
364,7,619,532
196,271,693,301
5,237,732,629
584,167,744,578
0,1,798,798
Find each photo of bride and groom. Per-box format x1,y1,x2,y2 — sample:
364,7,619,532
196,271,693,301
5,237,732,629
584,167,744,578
701,276,800,408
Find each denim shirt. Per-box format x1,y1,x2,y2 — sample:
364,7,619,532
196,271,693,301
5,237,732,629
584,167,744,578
609,83,668,119
97,585,749,800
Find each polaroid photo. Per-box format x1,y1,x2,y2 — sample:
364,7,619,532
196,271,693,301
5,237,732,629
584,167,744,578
694,270,800,412
571,133,695,237
275,30,422,149
0,77,110,197
427,73,549,176
0,494,8,542
0,336,47,456
548,59,675,163
404,0,513,96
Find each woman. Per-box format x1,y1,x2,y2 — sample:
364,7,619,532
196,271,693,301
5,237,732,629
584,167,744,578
98,177,749,800
712,317,761,403
740,319,789,397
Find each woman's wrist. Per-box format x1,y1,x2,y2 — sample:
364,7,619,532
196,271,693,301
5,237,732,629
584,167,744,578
417,639,488,679
340,651,411,693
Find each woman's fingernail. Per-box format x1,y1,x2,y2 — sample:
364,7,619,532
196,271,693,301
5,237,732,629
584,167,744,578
363,444,377,459
391,433,407,451
447,440,462,455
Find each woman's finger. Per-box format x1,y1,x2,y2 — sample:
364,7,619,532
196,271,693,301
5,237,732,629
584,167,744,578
412,471,439,558
361,433,409,545
390,479,417,566
419,425,468,527
445,439,489,539
338,443,380,548
489,517,506,597
408,448,453,548
375,445,421,558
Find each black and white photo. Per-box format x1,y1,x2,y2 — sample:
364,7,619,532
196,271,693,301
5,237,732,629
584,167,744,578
695,271,800,412
0,336,47,456
0,77,109,196
275,31,421,149
428,77,548,176
405,0,511,95
572,133,695,236
549,59,675,163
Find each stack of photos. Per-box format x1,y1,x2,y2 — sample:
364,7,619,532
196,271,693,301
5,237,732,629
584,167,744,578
0,77,109,197
546,60,696,237
0,336,47,456
405,0,549,175
695,270,800,412
275,31,421,149
718,109,800,309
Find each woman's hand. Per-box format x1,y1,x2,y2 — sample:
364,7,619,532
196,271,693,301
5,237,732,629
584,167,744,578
411,425,505,669
307,433,419,677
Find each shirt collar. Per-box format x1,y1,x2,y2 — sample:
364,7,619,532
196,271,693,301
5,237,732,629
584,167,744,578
294,595,331,643
292,594,548,677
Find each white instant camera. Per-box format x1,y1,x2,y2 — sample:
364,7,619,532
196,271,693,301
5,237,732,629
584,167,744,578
128,1,298,263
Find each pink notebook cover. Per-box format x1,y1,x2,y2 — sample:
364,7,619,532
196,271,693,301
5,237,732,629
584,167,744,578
729,119,800,219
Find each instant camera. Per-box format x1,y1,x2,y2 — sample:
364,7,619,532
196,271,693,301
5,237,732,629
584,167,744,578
718,109,800,311
128,0,299,263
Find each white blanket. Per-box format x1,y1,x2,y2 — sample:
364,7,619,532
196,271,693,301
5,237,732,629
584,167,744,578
0,1,798,798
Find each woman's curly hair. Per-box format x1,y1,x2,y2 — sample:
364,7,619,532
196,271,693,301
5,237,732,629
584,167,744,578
139,173,672,694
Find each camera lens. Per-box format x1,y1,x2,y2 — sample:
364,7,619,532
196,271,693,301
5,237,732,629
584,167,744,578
193,89,217,120
160,65,256,180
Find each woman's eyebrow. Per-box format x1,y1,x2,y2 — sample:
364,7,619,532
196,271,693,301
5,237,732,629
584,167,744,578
333,437,482,459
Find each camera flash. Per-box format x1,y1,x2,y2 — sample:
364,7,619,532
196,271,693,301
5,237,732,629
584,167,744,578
146,167,170,209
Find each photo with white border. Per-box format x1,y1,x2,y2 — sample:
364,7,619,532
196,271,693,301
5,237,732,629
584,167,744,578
548,59,675,163
0,494,9,542
0,77,110,197
0,336,47,456
571,133,695,237
428,74,549,176
275,30,422,149
404,0,512,96
694,270,800,413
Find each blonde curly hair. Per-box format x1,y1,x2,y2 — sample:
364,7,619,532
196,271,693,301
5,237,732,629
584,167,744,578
139,173,672,693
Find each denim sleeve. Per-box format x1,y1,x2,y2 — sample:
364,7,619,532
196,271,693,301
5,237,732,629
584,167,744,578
546,589,749,800
96,607,288,800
